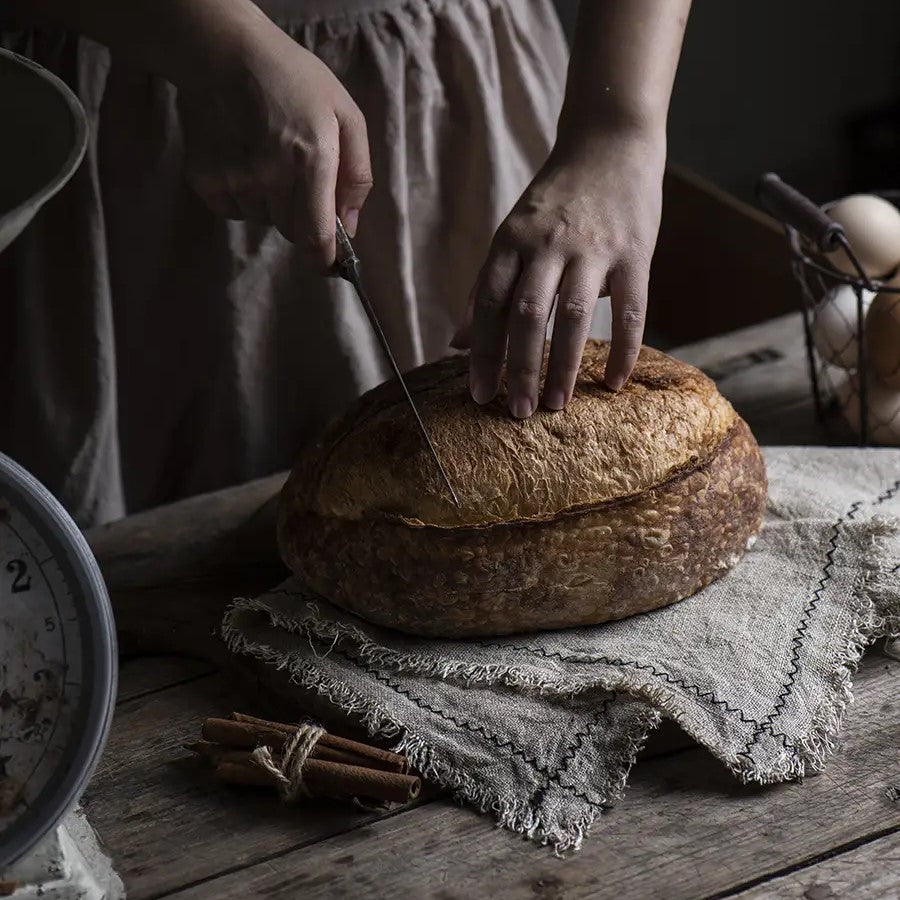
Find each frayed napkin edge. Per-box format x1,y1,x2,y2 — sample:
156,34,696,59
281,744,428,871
222,602,662,854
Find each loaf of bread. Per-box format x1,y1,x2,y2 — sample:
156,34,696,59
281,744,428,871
278,341,767,637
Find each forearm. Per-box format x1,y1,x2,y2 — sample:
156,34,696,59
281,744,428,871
559,0,691,142
4,0,270,90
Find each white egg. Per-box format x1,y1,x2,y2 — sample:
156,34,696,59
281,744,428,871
836,373,900,445
865,291,900,387
811,285,874,369
825,194,900,278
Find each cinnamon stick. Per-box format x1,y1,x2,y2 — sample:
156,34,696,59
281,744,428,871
215,761,276,789
185,742,256,766
201,718,284,751
303,759,420,804
213,758,421,804
229,712,409,774
186,739,381,771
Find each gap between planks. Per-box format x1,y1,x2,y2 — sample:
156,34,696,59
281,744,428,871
721,826,900,899
116,654,218,704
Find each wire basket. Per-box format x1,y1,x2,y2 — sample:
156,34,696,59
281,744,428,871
757,174,900,446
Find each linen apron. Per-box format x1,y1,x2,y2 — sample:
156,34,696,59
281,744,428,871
0,0,568,527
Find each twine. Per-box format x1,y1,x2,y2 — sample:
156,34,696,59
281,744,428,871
249,724,325,802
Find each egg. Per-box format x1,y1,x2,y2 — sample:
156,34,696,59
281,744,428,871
811,285,874,369
825,194,900,278
864,292,900,387
836,373,900,445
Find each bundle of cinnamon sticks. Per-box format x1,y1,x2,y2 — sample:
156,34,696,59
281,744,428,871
185,712,421,805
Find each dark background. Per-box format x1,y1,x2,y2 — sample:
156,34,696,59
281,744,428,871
553,0,900,206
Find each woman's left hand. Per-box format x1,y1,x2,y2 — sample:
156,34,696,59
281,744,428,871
454,127,665,417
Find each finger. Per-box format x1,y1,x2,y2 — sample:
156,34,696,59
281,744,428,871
506,258,565,418
293,126,340,268
468,249,521,404
605,263,649,391
335,106,373,237
543,259,602,410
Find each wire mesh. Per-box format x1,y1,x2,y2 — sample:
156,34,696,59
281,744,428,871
783,192,900,446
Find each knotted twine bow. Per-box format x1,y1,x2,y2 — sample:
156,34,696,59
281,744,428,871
249,723,325,801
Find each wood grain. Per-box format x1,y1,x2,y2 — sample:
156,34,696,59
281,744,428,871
162,652,899,900
732,829,900,899
674,313,827,447
86,471,286,591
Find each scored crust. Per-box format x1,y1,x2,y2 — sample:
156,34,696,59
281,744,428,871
284,341,739,529
279,418,767,637
278,341,767,637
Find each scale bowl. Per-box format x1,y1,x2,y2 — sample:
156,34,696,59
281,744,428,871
0,48,87,253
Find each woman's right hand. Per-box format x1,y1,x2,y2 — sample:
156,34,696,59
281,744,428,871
176,10,372,267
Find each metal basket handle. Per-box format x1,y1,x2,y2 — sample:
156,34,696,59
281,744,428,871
756,173,845,253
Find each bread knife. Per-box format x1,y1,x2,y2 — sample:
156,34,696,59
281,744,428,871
333,217,460,507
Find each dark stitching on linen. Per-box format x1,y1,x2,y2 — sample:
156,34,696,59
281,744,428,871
743,476,899,757
738,500,863,760
333,646,612,809
876,478,900,506
477,640,763,729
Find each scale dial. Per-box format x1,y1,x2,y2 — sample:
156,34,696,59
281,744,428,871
0,453,116,868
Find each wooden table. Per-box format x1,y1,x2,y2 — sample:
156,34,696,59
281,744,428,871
82,315,900,899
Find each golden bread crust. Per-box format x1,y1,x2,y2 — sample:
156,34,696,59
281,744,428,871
287,341,738,528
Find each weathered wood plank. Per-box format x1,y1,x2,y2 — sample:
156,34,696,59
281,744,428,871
164,651,899,900
83,668,413,900
116,656,215,704
674,313,827,446
731,829,900,899
86,471,286,591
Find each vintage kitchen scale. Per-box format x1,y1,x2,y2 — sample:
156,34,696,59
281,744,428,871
0,48,121,896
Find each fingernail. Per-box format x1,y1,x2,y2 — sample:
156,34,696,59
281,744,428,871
343,208,360,237
470,375,495,405
605,373,625,392
543,388,566,411
510,395,534,419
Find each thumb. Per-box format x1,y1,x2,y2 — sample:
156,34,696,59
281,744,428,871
335,106,373,237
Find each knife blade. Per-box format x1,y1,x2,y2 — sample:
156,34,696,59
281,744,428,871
333,217,460,507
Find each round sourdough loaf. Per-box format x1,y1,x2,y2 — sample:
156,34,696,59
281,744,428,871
278,340,767,637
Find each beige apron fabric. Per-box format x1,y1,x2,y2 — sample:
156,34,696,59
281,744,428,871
0,0,568,526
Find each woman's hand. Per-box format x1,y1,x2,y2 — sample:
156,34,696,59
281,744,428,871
455,127,664,416
176,10,372,266
9,0,373,266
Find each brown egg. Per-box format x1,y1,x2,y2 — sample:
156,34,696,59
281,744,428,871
836,372,900,445
826,194,900,277
865,292,900,387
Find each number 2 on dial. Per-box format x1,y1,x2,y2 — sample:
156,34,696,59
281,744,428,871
6,558,32,593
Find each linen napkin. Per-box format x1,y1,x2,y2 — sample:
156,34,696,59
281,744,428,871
223,447,900,852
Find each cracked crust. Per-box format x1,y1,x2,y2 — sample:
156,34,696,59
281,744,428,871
278,342,767,637
284,341,739,528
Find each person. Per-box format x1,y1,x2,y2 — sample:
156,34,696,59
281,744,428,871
2,0,690,527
